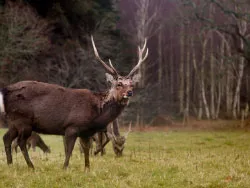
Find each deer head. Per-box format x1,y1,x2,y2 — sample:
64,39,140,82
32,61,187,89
91,36,148,105
108,121,132,157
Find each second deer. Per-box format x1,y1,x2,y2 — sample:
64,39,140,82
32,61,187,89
80,119,131,157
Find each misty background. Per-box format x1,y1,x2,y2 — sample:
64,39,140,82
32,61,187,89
0,0,250,127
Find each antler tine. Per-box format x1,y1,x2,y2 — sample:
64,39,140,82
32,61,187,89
127,38,149,77
91,35,118,77
142,48,149,62
109,59,119,75
141,37,148,54
124,121,132,139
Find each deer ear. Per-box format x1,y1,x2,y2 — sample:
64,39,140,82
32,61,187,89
132,73,141,83
106,73,115,83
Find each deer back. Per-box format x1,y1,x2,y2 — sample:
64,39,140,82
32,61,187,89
4,81,102,135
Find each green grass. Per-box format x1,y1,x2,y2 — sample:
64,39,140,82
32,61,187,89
0,129,250,188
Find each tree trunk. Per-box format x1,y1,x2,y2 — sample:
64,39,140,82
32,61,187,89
209,4,215,119
226,52,233,118
200,34,210,119
179,24,185,114
191,35,202,119
215,83,222,119
157,26,163,114
214,24,233,119
185,36,190,125
210,45,215,119
233,19,246,119
169,27,174,109
215,36,225,119
133,0,161,126
233,56,244,119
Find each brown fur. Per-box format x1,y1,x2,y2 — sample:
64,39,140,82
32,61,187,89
2,81,128,169
80,119,130,157
12,132,50,153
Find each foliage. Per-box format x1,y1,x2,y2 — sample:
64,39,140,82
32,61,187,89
3,0,250,122
0,2,50,82
0,0,126,87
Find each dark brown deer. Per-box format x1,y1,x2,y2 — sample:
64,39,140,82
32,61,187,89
1,36,148,170
88,119,131,157
12,132,51,153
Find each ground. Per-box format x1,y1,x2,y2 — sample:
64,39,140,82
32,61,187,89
0,120,250,188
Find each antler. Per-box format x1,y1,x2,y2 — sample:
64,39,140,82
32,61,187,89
124,121,132,139
127,38,149,77
109,59,119,76
91,36,118,77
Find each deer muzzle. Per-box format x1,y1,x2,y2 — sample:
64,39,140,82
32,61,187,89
127,90,133,97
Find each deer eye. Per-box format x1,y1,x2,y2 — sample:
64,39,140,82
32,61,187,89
117,82,123,87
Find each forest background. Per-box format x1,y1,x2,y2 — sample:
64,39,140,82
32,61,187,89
0,0,250,127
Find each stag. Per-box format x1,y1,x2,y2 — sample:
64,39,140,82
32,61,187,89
87,119,131,157
12,132,51,153
1,36,148,170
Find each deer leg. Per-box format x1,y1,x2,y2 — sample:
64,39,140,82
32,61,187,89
31,141,36,152
3,129,18,165
11,138,18,153
79,137,91,171
63,136,68,156
79,138,84,154
80,137,93,155
94,132,110,156
94,142,109,155
18,137,34,169
17,127,34,168
89,138,93,155
94,132,102,156
26,142,31,151
100,132,106,156
63,129,77,169
38,140,50,153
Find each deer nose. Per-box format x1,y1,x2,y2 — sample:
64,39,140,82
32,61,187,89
127,90,133,97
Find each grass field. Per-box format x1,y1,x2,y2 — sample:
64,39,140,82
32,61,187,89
0,128,250,188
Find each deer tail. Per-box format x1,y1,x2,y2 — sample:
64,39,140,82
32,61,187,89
0,89,5,114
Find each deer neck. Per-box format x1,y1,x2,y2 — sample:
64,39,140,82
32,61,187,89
93,92,126,127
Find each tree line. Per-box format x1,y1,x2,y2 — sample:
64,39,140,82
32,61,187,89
0,0,250,126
